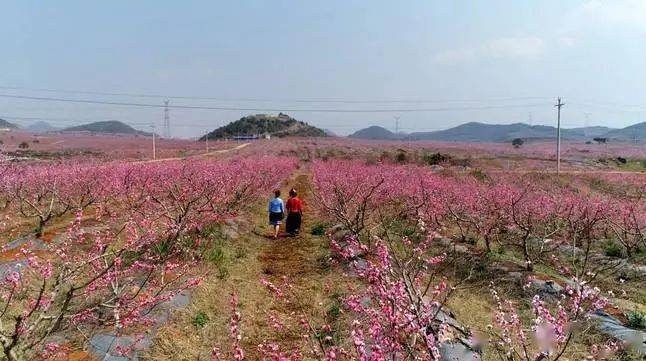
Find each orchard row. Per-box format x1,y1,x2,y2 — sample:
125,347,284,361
0,157,297,360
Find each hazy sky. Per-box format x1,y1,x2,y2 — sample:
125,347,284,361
1,0,646,137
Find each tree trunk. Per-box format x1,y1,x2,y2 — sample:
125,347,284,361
523,233,533,272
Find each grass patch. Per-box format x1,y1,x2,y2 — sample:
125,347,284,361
192,312,209,328
604,241,625,258
206,246,225,265
234,246,248,259
311,222,328,236
626,310,646,330
618,159,646,172
316,252,332,271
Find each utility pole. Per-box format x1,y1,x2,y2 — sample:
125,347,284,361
151,124,157,160
394,116,401,140
206,134,209,153
555,97,565,174
528,112,533,125
163,100,170,138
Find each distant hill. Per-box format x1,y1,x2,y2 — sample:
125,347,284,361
201,113,326,140
349,126,399,140
323,129,339,137
409,122,560,142
601,122,646,141
0,118,18,129
349,122,646,142
25,121,59,133
62,121,150,136
565,126,613,138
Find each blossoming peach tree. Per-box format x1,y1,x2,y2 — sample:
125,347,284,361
0,157,295,360
304,160,628,360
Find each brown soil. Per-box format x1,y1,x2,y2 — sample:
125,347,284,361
148,168,354,360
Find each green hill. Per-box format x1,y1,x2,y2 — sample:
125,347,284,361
62,121,150,136
201,113,326,140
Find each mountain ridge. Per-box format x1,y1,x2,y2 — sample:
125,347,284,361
349,125,400,140
0,118,18,129
349,121,644,142
25,121,59,133
601,122,646,141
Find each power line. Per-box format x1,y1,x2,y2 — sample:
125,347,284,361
569,97,646,110
0,115,110,123
569,101,646,113
0,85,553,104
0,93,550,113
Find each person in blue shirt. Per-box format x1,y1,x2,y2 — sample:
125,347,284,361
268,189,285,239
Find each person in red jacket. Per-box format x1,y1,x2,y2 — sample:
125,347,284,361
285,188,303,236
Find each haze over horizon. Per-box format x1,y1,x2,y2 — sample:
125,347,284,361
2,1,646,138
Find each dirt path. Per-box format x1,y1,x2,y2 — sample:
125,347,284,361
132,142,250,164
252,171,325,352
149,166,352,360
258,172,315,279
201,142,250,157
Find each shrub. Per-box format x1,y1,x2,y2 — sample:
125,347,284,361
626,311,646,330
470,168,488,181
423,152,449,165
604,241,624,258
465,235,477,245
311,222,328,236
192,312,209,328
18,141,29,149
379,151,392,163
402,226,416,237
512,138,524,148
365,154,379,165
396,151,407,163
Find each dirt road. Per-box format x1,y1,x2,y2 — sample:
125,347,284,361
132,142,250,164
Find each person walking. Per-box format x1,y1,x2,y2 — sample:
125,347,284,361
268,189,285,239
285,188,303,236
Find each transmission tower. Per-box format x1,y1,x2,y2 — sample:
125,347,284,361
394,116,401,139
163,100,170,138
584,112,591,128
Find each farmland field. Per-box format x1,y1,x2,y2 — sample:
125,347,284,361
0,134,644,360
